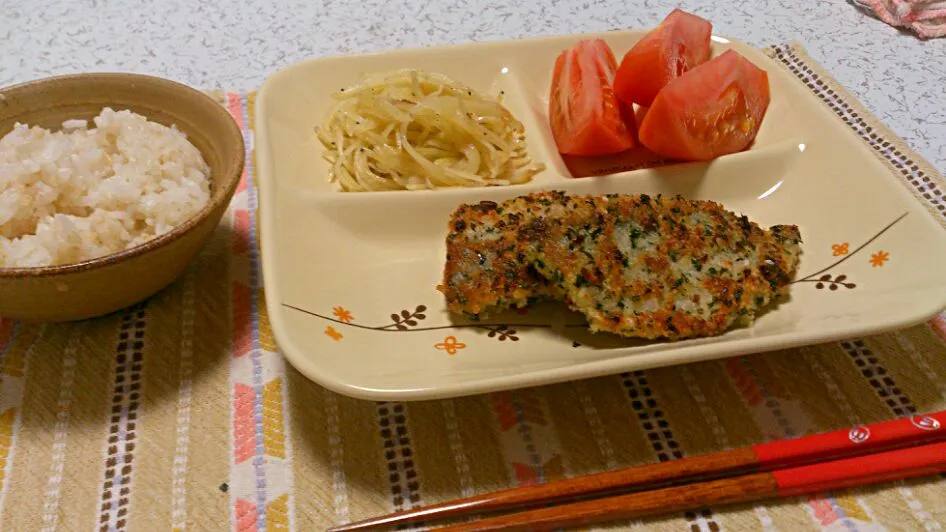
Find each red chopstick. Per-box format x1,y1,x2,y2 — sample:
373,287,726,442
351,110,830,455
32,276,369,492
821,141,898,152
328,412,946,531
433,441,946,531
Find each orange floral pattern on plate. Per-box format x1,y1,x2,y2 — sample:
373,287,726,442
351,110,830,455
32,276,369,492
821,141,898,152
288,212,911,346
870,251,890,267
332,307,354,323
435,336,466,355
324,326,343,341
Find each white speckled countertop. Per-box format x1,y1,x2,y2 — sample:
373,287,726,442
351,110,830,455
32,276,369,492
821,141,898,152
2,0,944,171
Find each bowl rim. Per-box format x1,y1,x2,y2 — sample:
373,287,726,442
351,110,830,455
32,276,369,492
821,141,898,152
0,72,245,279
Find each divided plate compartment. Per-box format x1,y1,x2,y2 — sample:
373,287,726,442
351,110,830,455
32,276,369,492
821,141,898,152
255,30,946,400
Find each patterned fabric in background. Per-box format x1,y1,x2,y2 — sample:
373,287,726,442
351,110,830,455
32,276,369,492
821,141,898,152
0,43,945,532
853,0,946,39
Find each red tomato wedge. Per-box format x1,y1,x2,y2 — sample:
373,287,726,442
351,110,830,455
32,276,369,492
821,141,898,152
613,8,713,108
638,49,770,161
549,39,636,157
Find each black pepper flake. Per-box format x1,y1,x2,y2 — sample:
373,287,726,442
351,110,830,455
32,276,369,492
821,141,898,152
665,317,678,334
738,215,752,233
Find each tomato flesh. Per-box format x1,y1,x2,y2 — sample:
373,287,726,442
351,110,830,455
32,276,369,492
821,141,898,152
549,39,636,157
613,8,713,108
638,50,770,161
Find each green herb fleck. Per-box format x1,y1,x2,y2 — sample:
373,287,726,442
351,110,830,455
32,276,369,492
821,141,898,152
629,227,643,249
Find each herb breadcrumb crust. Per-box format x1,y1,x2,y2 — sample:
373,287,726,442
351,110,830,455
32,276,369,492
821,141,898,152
438,191,802,340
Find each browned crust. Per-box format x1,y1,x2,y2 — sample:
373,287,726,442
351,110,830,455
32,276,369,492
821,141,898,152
436,191,568,318
524,193,801,339
438,191,802,339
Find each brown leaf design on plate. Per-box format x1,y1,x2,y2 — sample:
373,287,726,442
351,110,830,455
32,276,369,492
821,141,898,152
815,274,856,291
486,325,518,342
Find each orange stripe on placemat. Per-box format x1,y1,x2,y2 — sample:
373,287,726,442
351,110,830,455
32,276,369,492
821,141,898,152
233,210,251,254
236,498,258,532
233,384,256,465
928,314,946,344
489,390,567,489
232,283,252,358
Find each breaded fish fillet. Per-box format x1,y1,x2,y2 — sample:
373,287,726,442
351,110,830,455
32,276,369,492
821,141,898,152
520,193,802,340
437,191,568,317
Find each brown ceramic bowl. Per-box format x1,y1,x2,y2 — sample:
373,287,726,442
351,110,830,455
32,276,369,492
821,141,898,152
0,73,244,322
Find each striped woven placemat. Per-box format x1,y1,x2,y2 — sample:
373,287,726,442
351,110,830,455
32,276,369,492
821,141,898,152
1,43,944,532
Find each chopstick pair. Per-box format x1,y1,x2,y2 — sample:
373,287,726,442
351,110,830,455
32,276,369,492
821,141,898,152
329,411,946,531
